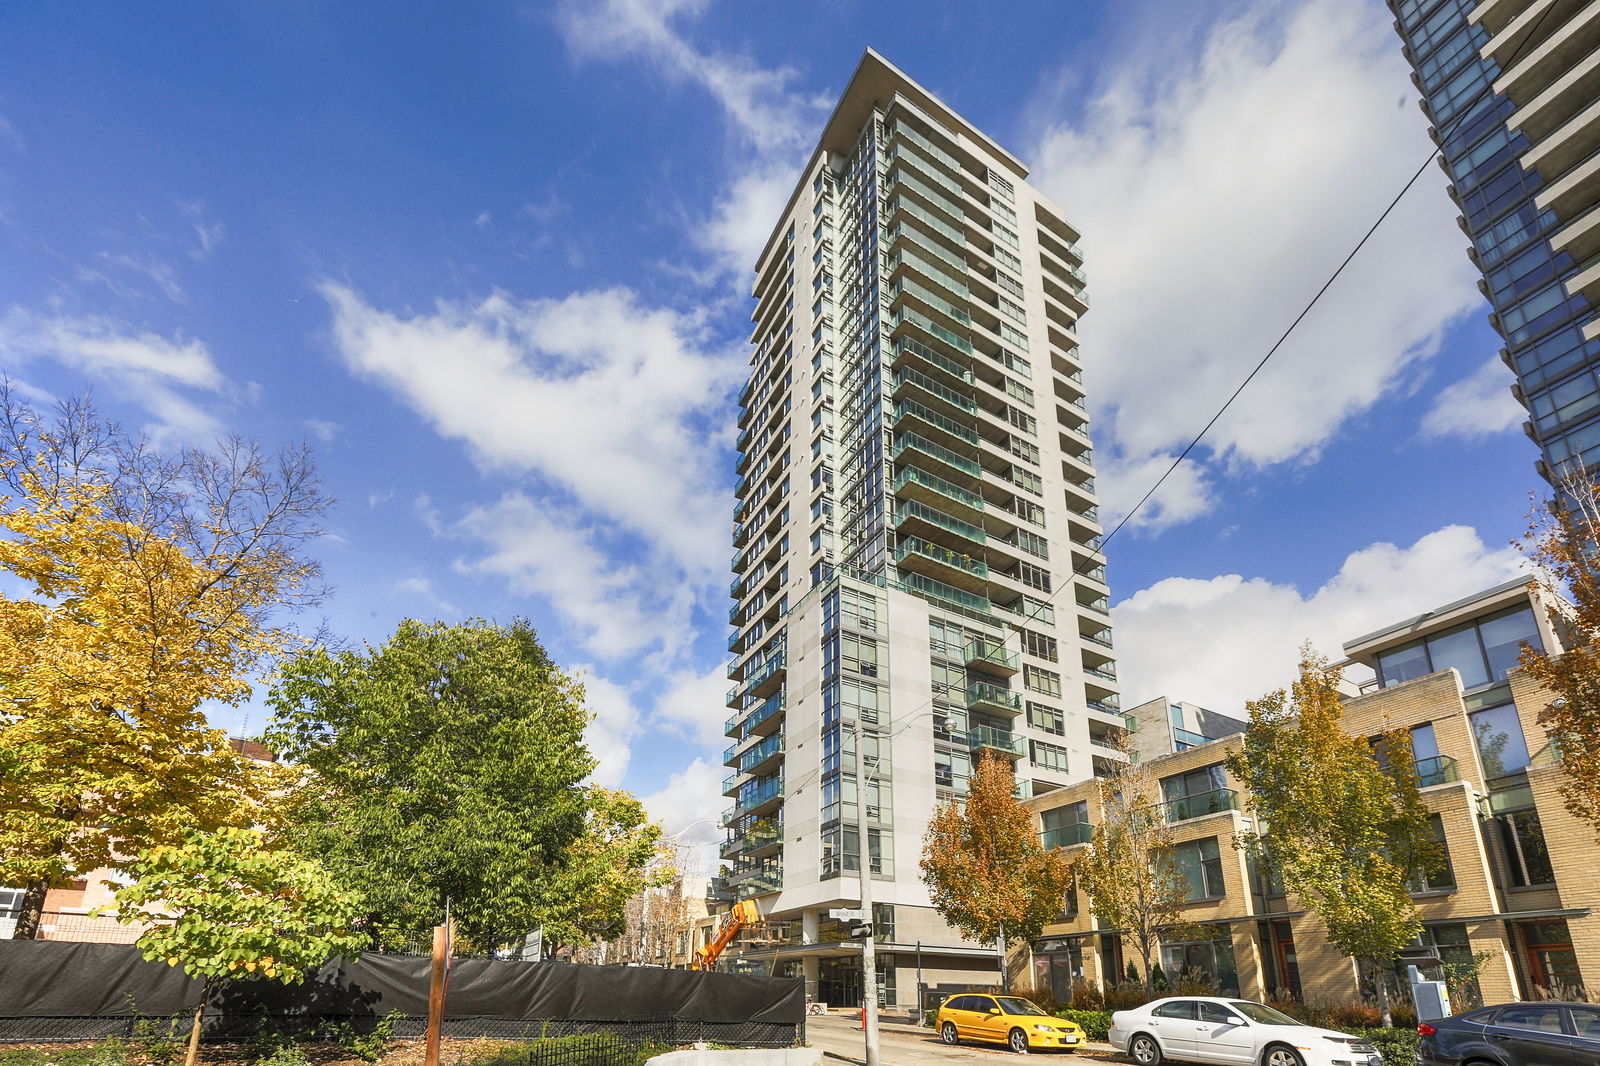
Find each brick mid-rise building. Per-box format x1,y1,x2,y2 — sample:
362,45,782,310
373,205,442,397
1026,579,1595,1005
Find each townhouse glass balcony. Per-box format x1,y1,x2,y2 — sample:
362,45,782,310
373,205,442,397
1416,754,1460,787
1041,822,1094,848
1161,787,1240,823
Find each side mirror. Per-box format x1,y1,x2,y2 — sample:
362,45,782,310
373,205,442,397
1223,1016,1245,1026
989,1008,1002,1015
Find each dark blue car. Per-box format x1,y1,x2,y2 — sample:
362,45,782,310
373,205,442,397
1419,1003,1600,1066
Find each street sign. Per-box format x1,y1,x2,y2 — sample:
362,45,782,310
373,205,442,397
829,908,865,921
849,923,875,939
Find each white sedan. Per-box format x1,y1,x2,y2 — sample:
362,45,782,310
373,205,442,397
1109,997,1382,1066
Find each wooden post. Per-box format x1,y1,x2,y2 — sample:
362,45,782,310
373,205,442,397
424,922,449,1066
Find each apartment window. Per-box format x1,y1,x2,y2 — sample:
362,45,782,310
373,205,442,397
1011,467,1043,496
1375,605,1542,689
1172,837,1226,901
842,634,878,678
1010,498,1046,526
1020,629,1059,662
999,323,1030,350
995,271,1023,298
998,296,1027,323
1161,934,1239,995
994,245,1023,272
1010,529,1048,559
1024,665,1062,698
1470,703,1531,779
1014,562,1052,592
1027,701,1065,735
1408,814,1456,893
1497,809,1555,887
1008,436,1040,464
1031,740,1070,774
1005,378,1035,406
992,224,1019,249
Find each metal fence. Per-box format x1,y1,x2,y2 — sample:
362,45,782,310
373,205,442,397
1,911,169,945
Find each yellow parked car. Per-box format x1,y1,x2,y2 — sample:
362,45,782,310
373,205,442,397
935,993,1086,1053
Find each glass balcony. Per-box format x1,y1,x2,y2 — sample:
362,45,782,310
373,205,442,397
740,733,785,774
1085,665,1118,682
893,432,982,479
1162,787,1240,823
968,724,1025,757
738,872,783,898
1079,598,1111,616
895,535,988,579
966,681,1022,715
893,335,974,383
894,399,979,451
741,822,783,855
889,248,971,306
892,306,973,354
743,651,787,699
893,366,977,414
705,875,736,903
900,570,993,617
894,499,987,547
1172,726,1210,748
888,122,962,175
964,636,1019,676
735,777,785,818
890,197,967,248
1041,822,1094,848
895,466,986,515
890,168,966,225
741,692,786,738
722,773,740,797
1416,754,1460,787
892,278,971,327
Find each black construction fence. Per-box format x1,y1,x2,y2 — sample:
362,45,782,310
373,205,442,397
0,941,804,1049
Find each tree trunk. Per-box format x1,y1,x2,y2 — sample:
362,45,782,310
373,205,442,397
13,879,49,940
997,922,1008,993
183,980,210,1066
1142,947,1156,997
1373,962,1394,1028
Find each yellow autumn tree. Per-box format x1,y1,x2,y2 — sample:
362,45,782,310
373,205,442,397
0,392,329,937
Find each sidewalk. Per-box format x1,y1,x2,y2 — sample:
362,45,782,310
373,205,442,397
818,1011,1116,1054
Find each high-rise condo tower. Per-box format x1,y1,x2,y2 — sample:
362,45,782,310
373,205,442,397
716,50,1122,1008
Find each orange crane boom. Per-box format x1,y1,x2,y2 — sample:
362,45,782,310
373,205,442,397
694,899,761,970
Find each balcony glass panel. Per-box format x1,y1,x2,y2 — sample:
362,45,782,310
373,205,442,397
1162,787,1240,823
968,724,1024,756
895,535,988,577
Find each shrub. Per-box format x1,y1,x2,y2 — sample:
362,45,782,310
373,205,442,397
456,1035,670,1066
257,1046,311,1066
1173,968,1219,996
323,1011,405,1063
128,1008,186,1066
88,1038,133,1066
1350,1027,1419,1066
1055,1010,1112,1042
1068,979,1103,1011
1102,981,1148,1011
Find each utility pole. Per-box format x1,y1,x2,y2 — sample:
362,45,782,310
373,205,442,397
854,723,880,1066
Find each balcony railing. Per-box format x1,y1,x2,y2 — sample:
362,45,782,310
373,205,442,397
896,535,988,578
893,366,977,413
894,432,982,479
1416,754,1460,787
1161,787,1240,823
740,692,786,738
737,872,783,898
964,636,1019,674
742,823,783,854
735,778,785,818
895,466,986,513
900,570,993,616
1172,726,1211,748
740,733,785,773
966,681,1022,714
894,499,988,546
1041,822,1094,848
893,397,979,446
968,724,1024,757
893,335,973,383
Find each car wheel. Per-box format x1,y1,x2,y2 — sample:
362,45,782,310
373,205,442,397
1131,1034,1163,1066
1009,1028,1030,1054
941,1022,960,1046
1264,1046,1305,1066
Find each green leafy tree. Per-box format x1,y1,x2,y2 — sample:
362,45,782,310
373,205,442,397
263,618,597,948
104,826,366,1066
0,392,327,938
1072,752,1196,995
539,787,674,957
920,752,1075,989
1517,473,1600,840
1226,649,1439,1027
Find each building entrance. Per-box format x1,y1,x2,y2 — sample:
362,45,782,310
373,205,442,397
819,958,862,1009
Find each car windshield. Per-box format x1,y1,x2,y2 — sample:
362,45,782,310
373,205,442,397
996,998,1049,1016
1229,1002,1301,1025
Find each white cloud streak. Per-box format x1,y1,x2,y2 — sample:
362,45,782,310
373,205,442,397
1030,0,1481,531
1112,525,1526,714
0,308,226,440
1421,355,1526,440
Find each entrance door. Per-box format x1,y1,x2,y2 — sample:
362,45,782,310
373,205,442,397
818,958,862,1009
1272,922,1302,1000
1522,922,1582,993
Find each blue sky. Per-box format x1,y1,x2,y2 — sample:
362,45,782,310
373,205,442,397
0,0,1540,868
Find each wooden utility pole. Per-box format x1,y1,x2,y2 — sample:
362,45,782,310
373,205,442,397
424,918,452,1066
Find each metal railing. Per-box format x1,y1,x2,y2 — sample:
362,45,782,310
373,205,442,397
1160,787,1240,823
1040,823,1094,848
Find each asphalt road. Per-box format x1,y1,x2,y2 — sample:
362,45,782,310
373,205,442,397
807,1011,1117,1066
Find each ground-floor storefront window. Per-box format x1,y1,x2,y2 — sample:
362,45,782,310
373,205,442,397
1159,931,1239,995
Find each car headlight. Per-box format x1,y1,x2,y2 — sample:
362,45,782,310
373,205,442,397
1033,1025,1056,1031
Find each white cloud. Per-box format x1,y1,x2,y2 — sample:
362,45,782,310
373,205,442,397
1030,0,1480,531
0,308,226,440
575,667,645,788
652,661,735,748
639,756,726,882
96,251,185,303
1112,525,1527,714
304,418,339,442
322,282,742,577
553,0,824,280
391,575,459,617
179,201,225,260
1421,356,1525,440
452,491,694,662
